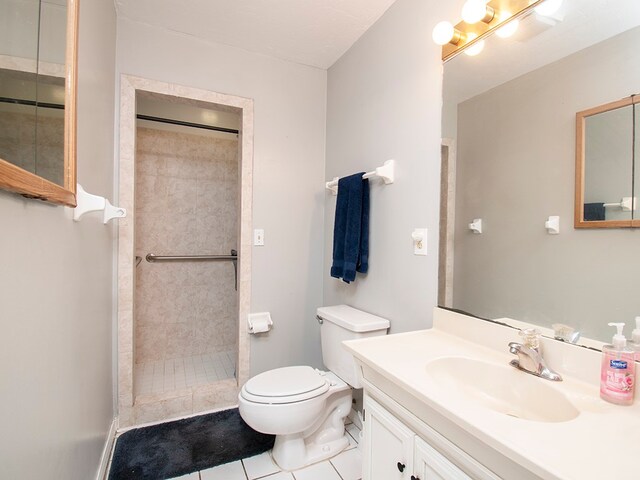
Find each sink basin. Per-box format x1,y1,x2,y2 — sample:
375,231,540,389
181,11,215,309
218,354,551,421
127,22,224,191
425,357,580,423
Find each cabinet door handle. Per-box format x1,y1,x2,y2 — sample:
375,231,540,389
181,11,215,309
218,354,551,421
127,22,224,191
397,462,406,472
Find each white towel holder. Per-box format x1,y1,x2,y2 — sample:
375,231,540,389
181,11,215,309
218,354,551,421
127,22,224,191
73,184,127,223
326,159,395,196
545,216,560,235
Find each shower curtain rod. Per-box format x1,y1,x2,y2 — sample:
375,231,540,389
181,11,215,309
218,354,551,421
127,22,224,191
0,97,239,134
0,96,64,110
136,114,239,135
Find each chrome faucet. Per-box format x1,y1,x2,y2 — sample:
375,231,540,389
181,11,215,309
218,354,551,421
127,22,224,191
508,329,562,382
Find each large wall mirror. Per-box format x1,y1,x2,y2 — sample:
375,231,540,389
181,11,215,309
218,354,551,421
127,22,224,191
0,0,79,206
440,0,640,344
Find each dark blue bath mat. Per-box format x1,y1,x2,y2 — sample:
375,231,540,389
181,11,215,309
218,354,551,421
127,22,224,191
108,408,274,480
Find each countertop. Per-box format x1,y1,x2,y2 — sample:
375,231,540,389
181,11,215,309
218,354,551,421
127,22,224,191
343,307,640,480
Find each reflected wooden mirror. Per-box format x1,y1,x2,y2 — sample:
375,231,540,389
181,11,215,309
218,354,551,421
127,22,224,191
575,95,639,228
0,0,79,207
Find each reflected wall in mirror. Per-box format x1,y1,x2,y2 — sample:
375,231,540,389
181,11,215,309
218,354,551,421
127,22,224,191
440,0,640,344
576,96,639,227
0,0,78,206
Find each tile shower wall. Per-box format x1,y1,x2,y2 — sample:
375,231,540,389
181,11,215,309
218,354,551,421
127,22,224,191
135,127,238,365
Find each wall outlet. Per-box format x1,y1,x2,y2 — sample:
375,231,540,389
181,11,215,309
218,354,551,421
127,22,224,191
254,229,265,246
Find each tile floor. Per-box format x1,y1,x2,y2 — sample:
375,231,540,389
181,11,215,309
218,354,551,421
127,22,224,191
169,419,362,480
135,351,236,396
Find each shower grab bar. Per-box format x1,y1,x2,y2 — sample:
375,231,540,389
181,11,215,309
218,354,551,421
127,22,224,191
146,253,237,263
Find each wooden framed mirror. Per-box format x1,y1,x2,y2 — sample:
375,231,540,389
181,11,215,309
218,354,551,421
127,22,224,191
0,0,79,207
575,95,639,228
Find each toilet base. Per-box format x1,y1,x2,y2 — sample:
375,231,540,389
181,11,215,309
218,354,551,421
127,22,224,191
271,388,352,471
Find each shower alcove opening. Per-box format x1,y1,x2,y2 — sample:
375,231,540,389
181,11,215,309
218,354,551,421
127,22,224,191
117,76,253,428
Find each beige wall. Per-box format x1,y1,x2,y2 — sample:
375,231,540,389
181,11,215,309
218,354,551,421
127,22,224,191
135,127,238,363
323,0,456,333
0,0,117,479
452,28,640,341
116,18,328,376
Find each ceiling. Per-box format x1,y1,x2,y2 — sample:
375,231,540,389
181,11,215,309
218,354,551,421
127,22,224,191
114,0,399,69
445,0,640,105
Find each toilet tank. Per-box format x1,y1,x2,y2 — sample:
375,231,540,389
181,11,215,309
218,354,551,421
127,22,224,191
318,305,390,388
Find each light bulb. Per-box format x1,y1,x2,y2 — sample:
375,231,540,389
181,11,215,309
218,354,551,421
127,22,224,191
432,21,455,45
464,33,485,56
495,11,519,38
462,0,488,24
534,0,562,16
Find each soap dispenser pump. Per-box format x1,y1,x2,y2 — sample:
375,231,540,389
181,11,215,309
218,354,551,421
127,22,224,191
600,322,635,405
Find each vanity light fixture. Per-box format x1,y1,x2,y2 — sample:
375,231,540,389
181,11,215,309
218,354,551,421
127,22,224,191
495,11,520,38
433,0,549,61
464,33,485,56
432,21,463,46
462,0,495,25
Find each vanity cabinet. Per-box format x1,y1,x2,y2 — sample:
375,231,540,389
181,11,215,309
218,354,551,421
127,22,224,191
363,395,472,480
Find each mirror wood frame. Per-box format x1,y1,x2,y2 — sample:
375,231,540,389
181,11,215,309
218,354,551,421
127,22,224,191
0,0,79,207
574,95,640,229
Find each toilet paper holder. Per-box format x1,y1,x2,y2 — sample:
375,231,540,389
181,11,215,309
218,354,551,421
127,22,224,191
248,312,273,334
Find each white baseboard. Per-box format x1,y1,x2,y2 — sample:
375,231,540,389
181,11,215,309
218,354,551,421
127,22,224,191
96,416,118,480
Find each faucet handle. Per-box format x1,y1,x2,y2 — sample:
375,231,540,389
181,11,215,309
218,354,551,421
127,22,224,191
519,328,540,350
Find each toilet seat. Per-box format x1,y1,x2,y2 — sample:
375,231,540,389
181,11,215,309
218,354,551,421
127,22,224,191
241,366,330,404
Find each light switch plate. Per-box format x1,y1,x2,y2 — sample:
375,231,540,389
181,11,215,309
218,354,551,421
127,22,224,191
254,229,265,246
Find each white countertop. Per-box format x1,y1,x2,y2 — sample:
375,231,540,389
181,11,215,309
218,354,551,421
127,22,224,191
343,308,640,480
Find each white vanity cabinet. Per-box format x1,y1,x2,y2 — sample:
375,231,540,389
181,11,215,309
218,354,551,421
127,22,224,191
363,395,472,480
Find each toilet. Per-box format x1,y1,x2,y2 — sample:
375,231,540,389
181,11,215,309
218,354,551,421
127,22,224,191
238,305,390,471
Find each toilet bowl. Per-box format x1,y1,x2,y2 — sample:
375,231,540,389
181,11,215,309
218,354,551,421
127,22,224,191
239,367,352,470
238,305,390,471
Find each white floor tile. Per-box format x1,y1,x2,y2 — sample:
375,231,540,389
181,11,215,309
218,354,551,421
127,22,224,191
331,448,362,480
168,473,200,480
292,461,341,480
200,460,247,480
260,473,294,480
134,351,236,396
242,452,280,480
346,424,361,444
345,432,358,450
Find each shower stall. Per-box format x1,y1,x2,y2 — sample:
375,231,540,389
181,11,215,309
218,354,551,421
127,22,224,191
117,77,253,427
134,97,239,398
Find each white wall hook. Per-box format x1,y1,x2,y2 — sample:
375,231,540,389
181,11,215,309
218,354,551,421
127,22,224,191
468,218,483,234
73,184,127,224
103,199,127,224
545,215,560,235
73,184,105,221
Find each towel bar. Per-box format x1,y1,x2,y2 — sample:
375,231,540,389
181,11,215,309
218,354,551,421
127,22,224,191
325,159,395,195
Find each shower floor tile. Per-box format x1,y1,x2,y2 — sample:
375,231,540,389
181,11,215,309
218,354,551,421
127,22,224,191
135,351,236,396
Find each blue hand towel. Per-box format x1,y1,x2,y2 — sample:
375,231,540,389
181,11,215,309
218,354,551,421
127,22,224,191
584,203,605,221
331,173,370,283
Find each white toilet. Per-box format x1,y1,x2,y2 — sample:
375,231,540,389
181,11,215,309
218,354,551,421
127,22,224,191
238,305,389,471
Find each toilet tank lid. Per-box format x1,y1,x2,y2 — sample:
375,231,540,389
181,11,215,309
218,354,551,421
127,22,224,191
317,305,390,333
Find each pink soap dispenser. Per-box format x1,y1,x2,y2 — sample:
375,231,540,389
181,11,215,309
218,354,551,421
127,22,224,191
600,322,635,406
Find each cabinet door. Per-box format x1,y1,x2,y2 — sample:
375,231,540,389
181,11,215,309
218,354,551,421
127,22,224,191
363,396,415,480
413,436,472,480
